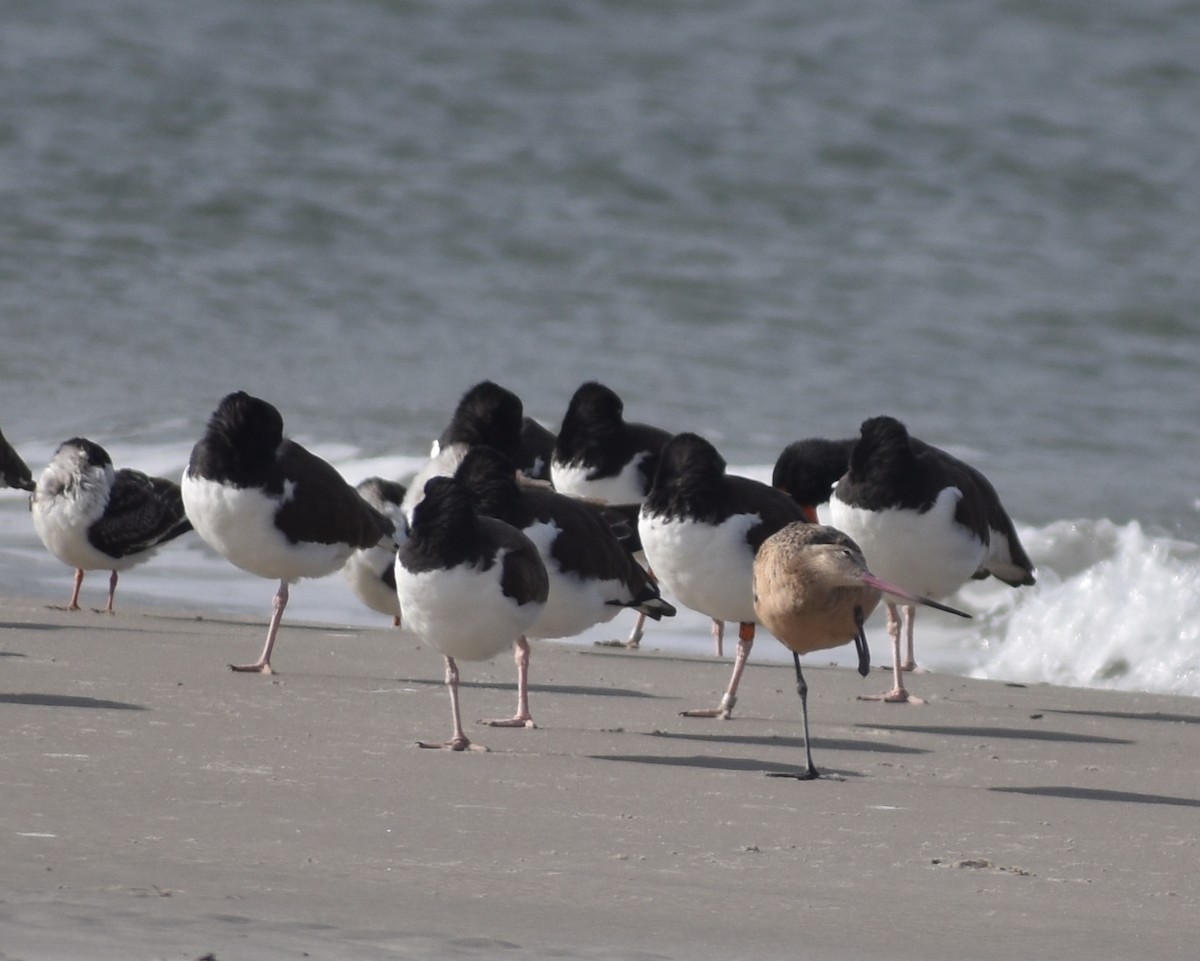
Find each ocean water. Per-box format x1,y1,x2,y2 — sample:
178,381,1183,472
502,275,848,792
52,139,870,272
2,0,1199,697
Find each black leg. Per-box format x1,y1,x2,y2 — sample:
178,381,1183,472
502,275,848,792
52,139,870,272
853,605,871,677
767,652,819,780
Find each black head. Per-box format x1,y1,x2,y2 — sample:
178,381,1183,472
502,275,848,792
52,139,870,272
209,391,286,450
438,381,525,460
564,381,625,425
57,437,113,472
355,476,407,512
189,391,286,484
643,432,744,525
859,415,910,445
410,475,477,535
404,474,490,570
772,437,855,509
653,432,727,488
848,416,914,479
454,445,522,520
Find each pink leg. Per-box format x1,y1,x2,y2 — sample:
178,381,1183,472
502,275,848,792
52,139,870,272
594,609,646,649
859,602,923,704
482,637,537,728
900,604,921,672
597,567,656,649
419,656,487,751
230,580,288,674
66,568,85,611
682,622,754,719
711,618,725,658
99,570,119,613
625,610,646,648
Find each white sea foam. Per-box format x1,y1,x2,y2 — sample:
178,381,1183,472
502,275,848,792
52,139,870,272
967,519,1200,697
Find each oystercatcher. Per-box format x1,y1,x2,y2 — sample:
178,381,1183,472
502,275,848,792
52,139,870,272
182,391,395,673
343,477,408,626
638,432,808,718
829,415,1035,703
552,381,710,650
395,475,549,752
455,445,675,727
30,438,192,612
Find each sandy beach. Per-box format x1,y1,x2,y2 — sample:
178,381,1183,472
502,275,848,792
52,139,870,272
1,595,1197,961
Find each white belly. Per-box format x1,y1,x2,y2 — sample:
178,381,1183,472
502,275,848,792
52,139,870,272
638,511,758,624
395,553,545,662
527,522,628,638
551,454,650,505
32,493,142,572
343,542,402,618
829,487,985,599
182,474,352,582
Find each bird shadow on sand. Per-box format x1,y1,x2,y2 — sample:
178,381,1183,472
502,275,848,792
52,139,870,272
151,612,358,634
1043,708,1200,726
396,675,664,700
854,722,1133,745
644,729,930,756
587,752,866,778
0,692,148,711
990,785,1200,808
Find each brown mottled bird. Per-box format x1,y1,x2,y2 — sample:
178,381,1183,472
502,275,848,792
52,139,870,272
753,522,970,780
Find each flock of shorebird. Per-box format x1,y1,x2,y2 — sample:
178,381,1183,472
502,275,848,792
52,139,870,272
4,381,1035,780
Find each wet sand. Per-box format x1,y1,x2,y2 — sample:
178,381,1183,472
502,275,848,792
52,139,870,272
1,596,1197,960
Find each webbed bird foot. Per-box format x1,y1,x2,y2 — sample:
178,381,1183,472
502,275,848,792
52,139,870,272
418,736,489,752
479,716,537,729
681,693,736,719
229,662,274,674
859,688,924,705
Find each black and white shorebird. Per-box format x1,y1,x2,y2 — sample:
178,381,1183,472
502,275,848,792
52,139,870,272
551,381,708,650
30,438,192,612
551,381,672,506
342,477,408,627
395,475,549,752
182,391,396,674
1,428,35,491
403,380,531,521
753,522,970,779
638,432,809,719
454,445,675,727
828,415,1036,703
772,437,856,523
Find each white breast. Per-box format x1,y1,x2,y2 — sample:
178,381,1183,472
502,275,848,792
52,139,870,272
182,474,353,582
829,487,986,599
31,464,137,571
343,540,402,618
639,510,759,624
395,551,545,662
551,453,650,505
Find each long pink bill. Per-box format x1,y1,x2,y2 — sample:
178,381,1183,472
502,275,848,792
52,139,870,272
861,573,973,619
